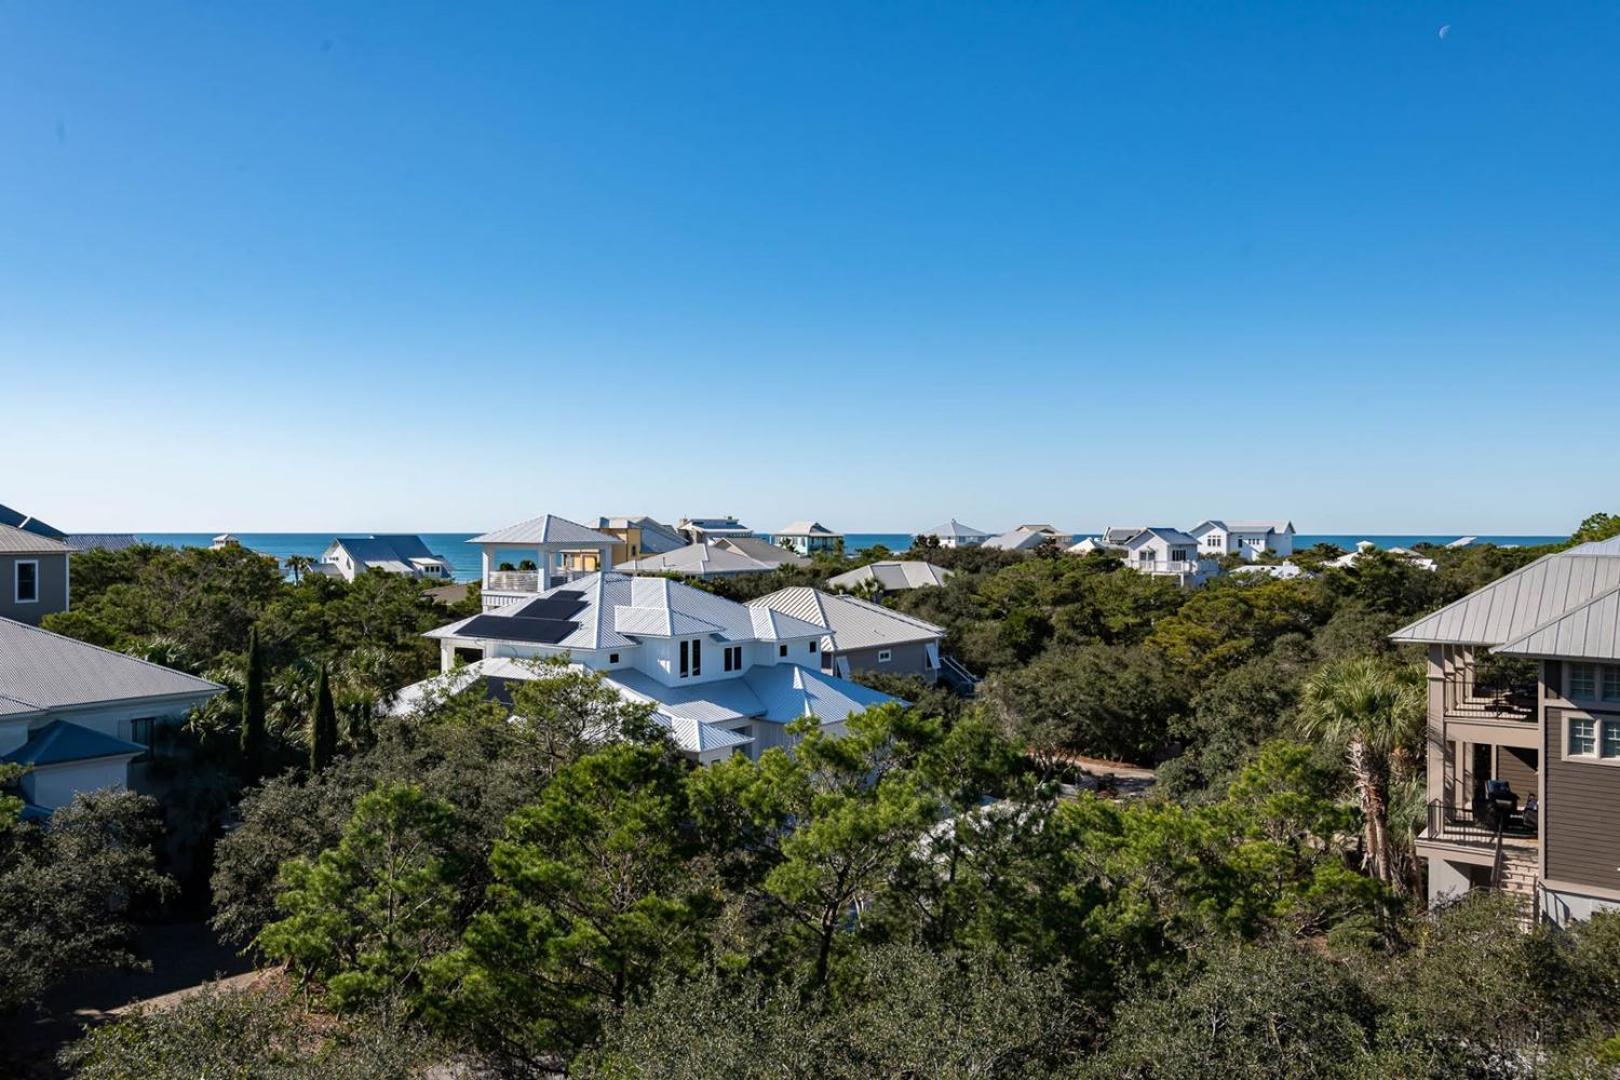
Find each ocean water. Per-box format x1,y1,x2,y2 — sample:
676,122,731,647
132,531,1568,584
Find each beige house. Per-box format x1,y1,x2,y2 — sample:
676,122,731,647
1393,536,1620,927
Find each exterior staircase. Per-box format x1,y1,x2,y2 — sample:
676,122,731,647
1493,838,1540,929
938,654,981,695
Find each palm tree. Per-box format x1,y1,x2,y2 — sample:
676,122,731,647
284,554,314,582
1298,655,1426,891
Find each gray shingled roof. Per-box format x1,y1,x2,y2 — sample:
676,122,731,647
748,587,945,651
470,515,619,546
0,523,73,554
1391,547,1620,646
0,618,223,712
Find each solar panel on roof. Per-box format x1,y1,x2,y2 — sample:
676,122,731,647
459,614,578,645
514,593,587,621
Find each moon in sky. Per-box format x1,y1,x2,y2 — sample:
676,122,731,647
1438,24,1452,39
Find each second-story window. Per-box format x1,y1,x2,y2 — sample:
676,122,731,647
679,640,690,678
722,645,742,672
778,644,788,658
692,639,702,677
1605,723,1620,760
1604,667,1620,703
1569,663,1597,699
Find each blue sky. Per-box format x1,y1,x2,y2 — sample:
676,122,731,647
2,2,1616,534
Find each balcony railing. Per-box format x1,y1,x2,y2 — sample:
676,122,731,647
1424,799,1538,846
485,570,540,593
1444,671,1537,722
1133,559,1201,574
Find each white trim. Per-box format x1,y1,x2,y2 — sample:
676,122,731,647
1561,710,1620,765
877,649,892,663
14,559,40,604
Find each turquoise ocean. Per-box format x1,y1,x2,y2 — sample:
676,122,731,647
132,532,1569,584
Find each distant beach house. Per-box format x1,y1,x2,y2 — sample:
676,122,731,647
1067,537,1123,556
771,521,843,556
983,524,1072,552
1189,520,1297,560
319,535,454,582
916,519,992,549
401,572,897,763
1329,540,1437,572
210,534,240,550
1230,562,1310,580
748,587,947,684
617,538,809,578
675,516,754,544
593,516,687,564
1122,527,1219,586
470,514,623,609
826,560,952,594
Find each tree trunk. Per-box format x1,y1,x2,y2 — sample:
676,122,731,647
1349,739,1396,888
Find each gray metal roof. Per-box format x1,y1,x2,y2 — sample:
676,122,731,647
470,514,619,546
0,523,73,554
0,617,223,713
1391,551,1620,646
983,526,1068,551
1127,527,1199,547
775,521,842,537
63,534,141,552
616,540,807,577
918,519,991,540
1495,585,1620,660
826,561,952,591
1104,526,1146,544
748,587,945,651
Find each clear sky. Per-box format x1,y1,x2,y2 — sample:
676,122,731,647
2,2,1616,534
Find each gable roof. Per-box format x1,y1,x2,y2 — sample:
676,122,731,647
0,504,66,541
983,526,1067,551
775,521,841,538
470,515,619,546
678,517,753,534
1227,520,1294,534
2,719,146,766
327,535,448,573
918,519,991,540
0,618,222,714
596,516,686,553
0,523,73,555
826,561,952,591
1126,527,1198,548
749,587,945,651
1391,549,1620,646
1103,526,1146,544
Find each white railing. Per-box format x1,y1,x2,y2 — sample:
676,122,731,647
1133,560,1201,574
485,570,540,593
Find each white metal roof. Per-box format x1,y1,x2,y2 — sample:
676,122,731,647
748,587,945,651
470,514,619,546
616,540,807,577
983,526,1068,551
1391,550,1620,646
0,617,223,714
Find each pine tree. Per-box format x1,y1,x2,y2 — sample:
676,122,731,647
310,662,338,773
239,626,267,781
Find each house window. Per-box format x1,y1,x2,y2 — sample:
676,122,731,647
808,641,817,654
679,640,689,678
1569,717,1596,756
1604,723,1620,760
779,644,788,658
609,653,620,665
15,560,39,603
1569,663,1597,699
1603,666,1620,704
692,639,702,676
877,649,892,663
723,646,742,672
